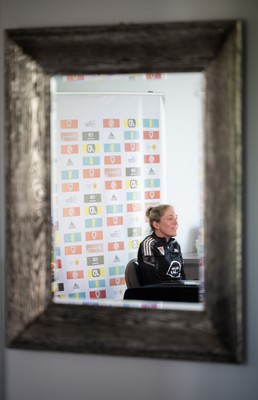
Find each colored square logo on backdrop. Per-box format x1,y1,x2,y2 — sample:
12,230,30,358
109,277,126,286
85,231,103,241
61,132,79,141
83,169,101,179
124,143,140,152
106,205,123,214
83,156,100,166
127,203,142,212
105,180,123,190
143,131,160,140
109,265,125,276
66,270,84,279
82,131,99,141
86,243,104,253
123,119,139,128
145,191,160,199
124,131,140,140
89,290,106,299
144,154,160,164
104,143,121,153
82,143,100,154
60,120,78,129
104,155,121,165
63,207,80,217
88,279,106,289
69,292,86,299
144,179,160,188
103,119,120,128
84,205,102,216
143,119,159,128
87,267,105,278
61,145,79,154
64,245,82,255
66,75,85,81
62,183,80,192
61,170,79,180
108,242,125,251
64,232,82,243
106,216,123,226
85,218,103,228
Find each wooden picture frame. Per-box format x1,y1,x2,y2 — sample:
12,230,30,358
5,20,244,362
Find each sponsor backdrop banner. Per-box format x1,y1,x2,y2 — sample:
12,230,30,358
51,92,165,302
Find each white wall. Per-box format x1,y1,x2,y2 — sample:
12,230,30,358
165,73,203,254
1,1,258,400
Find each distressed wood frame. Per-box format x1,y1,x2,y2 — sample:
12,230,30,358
5,20,244,362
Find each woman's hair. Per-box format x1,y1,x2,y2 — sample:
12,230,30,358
146,204,174,232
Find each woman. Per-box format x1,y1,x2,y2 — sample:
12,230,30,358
137,204,186,286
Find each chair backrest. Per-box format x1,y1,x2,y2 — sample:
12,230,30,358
125,258,141,288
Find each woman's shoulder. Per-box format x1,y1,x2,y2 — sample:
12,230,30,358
139,234,156,256
139,234,155,248
140,233,154,244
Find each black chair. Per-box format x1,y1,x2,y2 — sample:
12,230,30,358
124,258,141,288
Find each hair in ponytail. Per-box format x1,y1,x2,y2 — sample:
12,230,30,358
146,204,174,232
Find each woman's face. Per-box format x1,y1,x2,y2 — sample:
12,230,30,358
153,207,178,240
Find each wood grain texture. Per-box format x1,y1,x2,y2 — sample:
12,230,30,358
10,303,233,362
5,37,52,342
204,23,243,361
6,21,235,75
4,21,244,362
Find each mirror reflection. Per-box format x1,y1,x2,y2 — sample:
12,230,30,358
50,72,205,310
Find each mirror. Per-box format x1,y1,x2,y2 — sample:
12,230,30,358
50,72,205,307
5,21,244,362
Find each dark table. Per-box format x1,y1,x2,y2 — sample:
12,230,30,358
123,280,200,302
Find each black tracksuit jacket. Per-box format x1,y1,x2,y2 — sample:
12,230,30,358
137,232,186,286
